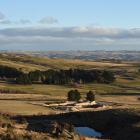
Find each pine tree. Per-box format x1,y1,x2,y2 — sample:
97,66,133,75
86,91,95,101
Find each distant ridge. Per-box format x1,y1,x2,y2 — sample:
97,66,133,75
13,50,140,61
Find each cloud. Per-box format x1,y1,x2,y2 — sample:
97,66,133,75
0,26,140,50
0,12,12,25
0,20,12,24
19,19,31,24
0,11,30,25
0,11,11,25
1,26,140,39
0,12,5,20
39,17,58,24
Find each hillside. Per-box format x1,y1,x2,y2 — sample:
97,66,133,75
0,52,139,139
26,50,140,61
0,52,137,72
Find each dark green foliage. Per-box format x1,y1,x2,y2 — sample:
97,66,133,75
14,69,115,85
0,65,23,78
67,90,81,101
86,91,95,101
42,69,71,85
42,69,115,85
28,70,43,82
102,70,115,83
15,74,32,85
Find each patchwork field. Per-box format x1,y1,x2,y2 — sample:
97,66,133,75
0,53,139,139
0,53,135,71
0,53,139,115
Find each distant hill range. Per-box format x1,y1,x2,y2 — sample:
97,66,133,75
27,51,140,61
0,50,140,61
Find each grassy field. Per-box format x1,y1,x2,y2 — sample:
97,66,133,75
0,53,135,71
0,100,54,115
0,53,139,140
0,52,139,115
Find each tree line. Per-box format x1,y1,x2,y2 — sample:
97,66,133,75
0,65,115,85
16,69,115,85
0,65,23,79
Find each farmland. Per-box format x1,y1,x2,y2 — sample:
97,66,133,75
0,53,139,112
0,52,139,139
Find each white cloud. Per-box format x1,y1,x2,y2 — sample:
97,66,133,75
0,26,140,50
19,19,31,24
0,20,11,24
1,26,140,39
39,17,58,24
0,12,11,25
0,12,5,20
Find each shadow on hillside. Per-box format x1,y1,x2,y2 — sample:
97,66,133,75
13,109,140,140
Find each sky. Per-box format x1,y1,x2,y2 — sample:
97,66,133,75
0,0,140,51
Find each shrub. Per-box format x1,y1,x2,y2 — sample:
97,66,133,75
86,91,95,101
67,90,81,101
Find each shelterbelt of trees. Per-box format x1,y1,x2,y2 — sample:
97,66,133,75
0,65,115,85
0,65,23,78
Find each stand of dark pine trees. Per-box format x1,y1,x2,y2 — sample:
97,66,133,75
16,69,115,85
0,65,115,85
